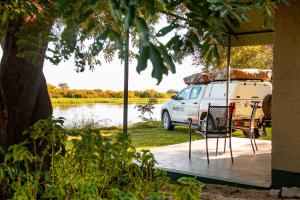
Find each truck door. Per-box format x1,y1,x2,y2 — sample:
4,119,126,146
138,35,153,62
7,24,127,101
171,87,192,122
185,86,203,121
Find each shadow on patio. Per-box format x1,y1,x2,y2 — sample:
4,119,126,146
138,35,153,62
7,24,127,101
151,137,271,188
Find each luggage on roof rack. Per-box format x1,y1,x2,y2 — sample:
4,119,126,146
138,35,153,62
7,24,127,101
183,73,212,85
183,68,272,85
214,68,272,81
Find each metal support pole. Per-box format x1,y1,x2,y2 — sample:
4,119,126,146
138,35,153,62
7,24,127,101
225,35,232,155
123,29,129,137
188,118,192,159
226,35,231,107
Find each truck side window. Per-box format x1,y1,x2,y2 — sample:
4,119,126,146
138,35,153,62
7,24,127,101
176,88,191,100
189,87,202,99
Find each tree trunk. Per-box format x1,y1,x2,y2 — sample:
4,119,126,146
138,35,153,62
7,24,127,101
0,20,52,150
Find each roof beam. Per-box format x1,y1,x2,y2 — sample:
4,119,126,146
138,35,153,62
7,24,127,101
232,30,274,36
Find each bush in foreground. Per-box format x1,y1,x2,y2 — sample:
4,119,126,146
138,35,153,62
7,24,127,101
0,118,203,199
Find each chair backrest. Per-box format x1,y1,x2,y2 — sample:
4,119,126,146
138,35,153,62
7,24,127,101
206,104,234,135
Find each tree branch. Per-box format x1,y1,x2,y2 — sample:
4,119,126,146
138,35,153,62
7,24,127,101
160,10,188,21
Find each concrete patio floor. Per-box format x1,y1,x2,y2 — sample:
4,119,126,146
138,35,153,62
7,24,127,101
151,137,271,188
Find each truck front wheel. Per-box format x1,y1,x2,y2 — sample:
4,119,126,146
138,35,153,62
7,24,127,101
162,111,174,130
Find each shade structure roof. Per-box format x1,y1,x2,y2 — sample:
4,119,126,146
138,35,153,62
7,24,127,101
226,7,274,47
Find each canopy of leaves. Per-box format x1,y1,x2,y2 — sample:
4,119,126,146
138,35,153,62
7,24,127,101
195,45,273,71
0,0,288,83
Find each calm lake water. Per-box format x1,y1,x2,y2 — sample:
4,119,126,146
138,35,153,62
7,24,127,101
53,103,163,127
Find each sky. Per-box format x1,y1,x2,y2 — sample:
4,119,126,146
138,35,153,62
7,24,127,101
0,18,203,92
42,17,203,92
42,55,202,92
0,45,203,93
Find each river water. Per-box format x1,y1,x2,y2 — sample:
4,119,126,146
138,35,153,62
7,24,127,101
52,103,163,127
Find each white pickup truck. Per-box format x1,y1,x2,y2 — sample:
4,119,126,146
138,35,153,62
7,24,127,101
161,80,272,137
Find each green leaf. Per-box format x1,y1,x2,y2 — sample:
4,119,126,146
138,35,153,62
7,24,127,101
188,32,201,49
109,0,121,21
148,192,165,200
1,8,9,25
172,38,183,53
98,28,110,40
230,2,251,10
166,35,183,53
55,0,74,10
156,22,179,37
157,44,176,73
149,44,167,84
134,17,150,43
220,9,228,17
129,0,138,6
111,31,124,58
137,44,150,73
144,0,155,15
206,46,214,63
125,5,135,29
109,188,138,200
91,28,110,56
213,44,219,58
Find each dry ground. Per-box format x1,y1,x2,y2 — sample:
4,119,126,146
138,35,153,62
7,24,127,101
201,184,297,200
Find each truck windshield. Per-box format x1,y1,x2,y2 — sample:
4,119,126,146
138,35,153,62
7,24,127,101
176,88,191,100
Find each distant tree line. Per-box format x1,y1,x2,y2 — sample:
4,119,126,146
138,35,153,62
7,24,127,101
48,83,178,99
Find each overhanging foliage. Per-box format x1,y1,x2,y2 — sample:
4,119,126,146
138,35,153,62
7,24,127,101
0,0,289,83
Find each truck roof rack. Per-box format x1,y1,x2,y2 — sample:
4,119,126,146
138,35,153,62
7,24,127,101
212,79,265,82
187,79,267,86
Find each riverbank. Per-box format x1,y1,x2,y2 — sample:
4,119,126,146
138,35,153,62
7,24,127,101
51,97,169,105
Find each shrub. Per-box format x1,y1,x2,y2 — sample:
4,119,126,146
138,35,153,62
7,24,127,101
0,118,204,199
47,84,172,99
135,98,158,121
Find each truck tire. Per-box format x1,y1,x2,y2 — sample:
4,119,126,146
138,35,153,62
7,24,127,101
162,111,174,130
262,94,272,119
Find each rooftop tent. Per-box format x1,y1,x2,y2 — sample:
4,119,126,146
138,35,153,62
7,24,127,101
224,7,274,106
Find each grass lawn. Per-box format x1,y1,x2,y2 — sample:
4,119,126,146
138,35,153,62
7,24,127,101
100,121,202,150
232,128,272,140
88,121,272,150
51,97,169,105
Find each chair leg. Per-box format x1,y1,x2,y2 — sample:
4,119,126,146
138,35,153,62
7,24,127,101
216,138,219,156
250,131,255,154
206,137,209,164
189,119,192,159
253,133,258,151
224,137,226,152
229,136,234,163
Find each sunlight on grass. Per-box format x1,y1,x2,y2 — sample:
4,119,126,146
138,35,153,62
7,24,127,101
101,121,202,150
70,121,272,150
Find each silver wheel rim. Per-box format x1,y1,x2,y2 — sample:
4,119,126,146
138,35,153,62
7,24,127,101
163,113,169,129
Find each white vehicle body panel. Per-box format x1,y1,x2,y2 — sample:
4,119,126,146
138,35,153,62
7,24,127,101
161,80,272,126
